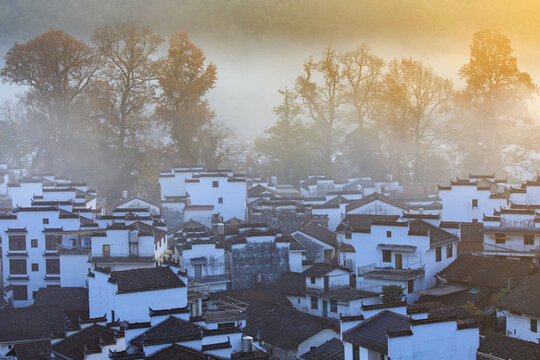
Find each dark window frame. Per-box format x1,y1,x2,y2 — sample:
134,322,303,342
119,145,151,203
46,259,60,275
386,231,392,238
311,296,318,310
532,318,538,333
10,259,27,275
31,239,38,248
345,232,352,239
436,246,442,262
382,250,391,263
524,235,534,245
9,235,26,251
12,285,27,301
495,233,506,244
472,199,478,208
330,299,338,313
218,197,223,204
212,180,219,188
43,218,49,224
31,263,39,272
446,244,453,258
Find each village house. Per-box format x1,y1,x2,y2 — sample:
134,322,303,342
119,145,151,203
289,222,338,265
342,310,479,360
438,174,508,223
338,214,459,303
345,193,410,216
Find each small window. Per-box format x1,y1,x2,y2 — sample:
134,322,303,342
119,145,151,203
218,197,223,204
472,199,478,208
495,233,506,244
524,235,534,245
10,259,27,274
345,232,352,239
217,322,236,329
446,244,453,258
436,247,442,262
386,231,392,238
311,296,318,310
31,263,39,272
31,239,38,248
310,276,316,284
46,259,60,274
382,250,391,263
212,181,219,188
408,279,415,294
43,218,49,224
12,285,27,301
103,244,111,258
532,318,538,333
330,299,338,312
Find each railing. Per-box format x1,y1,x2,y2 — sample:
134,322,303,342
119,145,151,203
188,281,211,300
202,298,247,322
358,260,426,276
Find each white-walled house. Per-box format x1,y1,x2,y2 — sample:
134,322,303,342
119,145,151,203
497,272,540,343
286,264,380,319
337,214,458,303
158,167,204,200
342,310,479,360
345,193,410,216
185,173,247,222
0,206,83,307
482,208,540,263
290,222,338,264
439,177,507,222
88,266,187,323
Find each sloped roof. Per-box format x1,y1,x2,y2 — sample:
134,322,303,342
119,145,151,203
438,255,538,289
407,219,457,246
52,324,120,360
131,316,202,347
497,272,540,316
302,263,350,278
34,287,88,318
0,305,68,343
336,214,400,232
6,341,52,360
460,222,484,242
477,333,540,360
148,343,222,359
292,222,337,247
248,184,277,197
342,310,410,354
108,267,186,293
345,193,409,212
300,337,344,360
244,300,338,351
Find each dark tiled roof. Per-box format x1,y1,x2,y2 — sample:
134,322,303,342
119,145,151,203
438,255,538,289
342,310,410,354
108,267,186,293
52,324,120,360
0,305,68,342
148,343,222,359
302,263,350,278
293,222,337,247
182,219,209,231
300,337,344,360
131,316,202,347
248,184,276,197
345,193,409,212
34,287,88,318
336,214,400,232
245,300,338,351
460,222,484,242
6,341,52,360
477,333,540,360
498,272,540,316
407,219,457,246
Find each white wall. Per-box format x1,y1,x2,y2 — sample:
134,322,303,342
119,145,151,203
439,186,506,222
503,311,540,343
60,254,90,287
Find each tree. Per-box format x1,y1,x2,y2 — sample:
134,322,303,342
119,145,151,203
382,285,405,304
295,48,345,176
156,31,219,167
254,88,313,182
457,29,537,171
376,58,453,181
91,21,162,152
1,28,101,173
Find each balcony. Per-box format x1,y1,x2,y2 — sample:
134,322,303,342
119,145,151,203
89,253,155,264
188,281,210,301
359,262,425,281
202,298,247,323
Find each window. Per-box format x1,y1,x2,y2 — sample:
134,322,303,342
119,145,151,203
382,250,391,263
31,239,38,248
524,235,534,245
330,299,338,313
103,244,111,258
12,285,27,301
212,180,219,188
532,318,538,333
495,233,506,244
9,235,26,251
32,291,38,299
386,231,392,238
46,259,60,274
310,276,316,284
129,242,138,256
446,244,453,258
45,235,60,251
353,344,359,360
311,296,318,310
10,259,27,274
218,197,223,204
194,264,202,278
218,322,236,329
472,199,478,208
408,279,415,294
31,263,39,272
436,247,442,262
43,218,49,224
345,232,352,240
